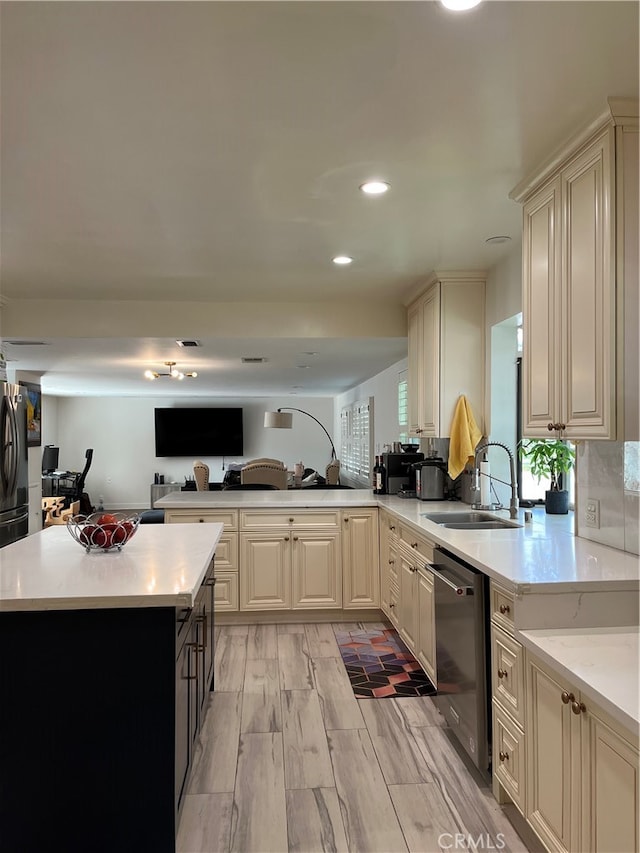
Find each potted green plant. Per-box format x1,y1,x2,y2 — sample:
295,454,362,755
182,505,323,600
518,439,575,514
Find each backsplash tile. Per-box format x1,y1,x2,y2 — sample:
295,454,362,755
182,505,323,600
576,440,639,555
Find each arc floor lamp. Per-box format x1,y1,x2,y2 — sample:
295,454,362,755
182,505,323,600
264,407,337,460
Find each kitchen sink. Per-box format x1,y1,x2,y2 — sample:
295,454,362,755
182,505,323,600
421,511,521,530
440,520,520,530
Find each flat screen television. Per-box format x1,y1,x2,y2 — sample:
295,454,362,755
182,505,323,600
154,408,243,457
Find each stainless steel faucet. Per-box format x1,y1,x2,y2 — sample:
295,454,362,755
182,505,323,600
472,441,519,519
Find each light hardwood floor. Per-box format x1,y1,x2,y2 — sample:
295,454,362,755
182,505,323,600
177,622,535,853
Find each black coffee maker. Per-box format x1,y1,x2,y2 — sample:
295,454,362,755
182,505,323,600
381,452,424,494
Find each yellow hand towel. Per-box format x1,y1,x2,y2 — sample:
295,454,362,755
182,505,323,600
448,395,482,480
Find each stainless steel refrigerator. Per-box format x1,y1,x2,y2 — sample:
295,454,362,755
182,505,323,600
0,382,29,548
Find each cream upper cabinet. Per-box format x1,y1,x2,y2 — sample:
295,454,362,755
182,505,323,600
406,271,486,438
342,508,379,608
514,99,638,440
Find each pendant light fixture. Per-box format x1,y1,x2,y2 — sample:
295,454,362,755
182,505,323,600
144,361,198,381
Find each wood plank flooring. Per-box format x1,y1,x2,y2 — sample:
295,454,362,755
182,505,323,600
177,622,534,853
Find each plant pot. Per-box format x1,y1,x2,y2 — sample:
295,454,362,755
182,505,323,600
545,489,569,515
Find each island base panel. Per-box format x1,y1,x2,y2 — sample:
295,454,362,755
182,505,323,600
0,607,178,853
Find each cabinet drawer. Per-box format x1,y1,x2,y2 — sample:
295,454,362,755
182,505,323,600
214,533,239,572
493,703,525,815
241,510,341,529
165,509,238,530
491,582,515,633
399,527,435,563
492,625,525,727
214,571,239,611
382,513,400,547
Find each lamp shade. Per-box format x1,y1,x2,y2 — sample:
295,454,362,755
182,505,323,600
264,411,293,429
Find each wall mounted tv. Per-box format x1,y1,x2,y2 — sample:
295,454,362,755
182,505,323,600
154,408,243,457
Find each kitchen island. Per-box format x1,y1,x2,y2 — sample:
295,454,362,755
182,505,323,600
0,523,223,853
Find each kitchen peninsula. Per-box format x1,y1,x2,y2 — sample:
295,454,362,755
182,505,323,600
158,488,639,851
0,523,223,853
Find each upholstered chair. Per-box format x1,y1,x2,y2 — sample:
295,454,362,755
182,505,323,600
325,459,341,485
241,459,288,490
193,460,210,491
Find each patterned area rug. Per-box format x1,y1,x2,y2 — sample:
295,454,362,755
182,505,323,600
334,625,437,699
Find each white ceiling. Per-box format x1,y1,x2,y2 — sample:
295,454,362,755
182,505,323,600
1,1,638,396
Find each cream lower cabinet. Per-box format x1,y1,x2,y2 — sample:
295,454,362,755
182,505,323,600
239,510,342,612
526,652,639,853
342,508,379,608
164,509,239,612
415,567,435,685
395,526,436,683
490,583,526,815
378,510,399,624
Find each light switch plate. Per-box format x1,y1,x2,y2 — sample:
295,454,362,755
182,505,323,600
584,498,600,529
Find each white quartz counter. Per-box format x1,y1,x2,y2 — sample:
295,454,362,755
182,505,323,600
0,523,223,611
518,626,639,733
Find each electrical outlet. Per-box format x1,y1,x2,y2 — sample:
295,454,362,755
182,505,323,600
584,498,600,529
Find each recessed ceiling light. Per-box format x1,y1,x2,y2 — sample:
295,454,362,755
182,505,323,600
485,235,512,245
297,365,310,369
302,352,318,356
332,256,353,265
359,181,390,195
440,0,482,10
176,339,201,347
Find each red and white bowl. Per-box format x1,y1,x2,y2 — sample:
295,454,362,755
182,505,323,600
67,511,141,553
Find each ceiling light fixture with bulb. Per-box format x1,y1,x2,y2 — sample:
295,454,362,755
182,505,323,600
359,180,390,195
144,361,198,381
440,0,482,10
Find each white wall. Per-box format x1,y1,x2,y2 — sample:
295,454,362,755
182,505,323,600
334,357,408,458
54,394,334,509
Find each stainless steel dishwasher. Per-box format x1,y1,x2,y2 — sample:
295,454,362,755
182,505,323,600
424,547,491,780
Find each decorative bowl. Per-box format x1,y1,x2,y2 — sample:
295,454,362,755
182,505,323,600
67,511,141,553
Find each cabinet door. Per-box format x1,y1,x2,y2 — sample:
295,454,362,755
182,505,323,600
379,512,396,618
419,285,440,436
407,300,423,436
174,634,192,814
342,510,380,608
291,532,342,609
561,127,615,438
526,654,580,853
240,533,291,610
416,568,435,685
522,177,562,437
397,550,418,652
581,703,639,853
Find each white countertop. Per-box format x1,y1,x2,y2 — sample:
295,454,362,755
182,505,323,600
157,488,379,508
0,523,223,611
157,490,640,593
518,626,639,733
